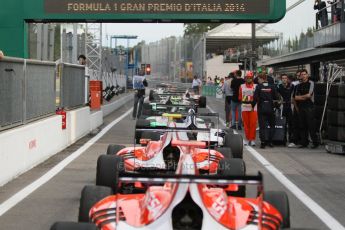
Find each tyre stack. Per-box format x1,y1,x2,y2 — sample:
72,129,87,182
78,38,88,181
327,84,345,142
314,83,328,139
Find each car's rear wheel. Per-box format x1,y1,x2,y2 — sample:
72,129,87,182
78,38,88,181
78,185,113,222
224,134,243,159
215,147,233,159
264,191,290,228
217,158,246,197
106,144,125,155
141,131,161,141
199,96,206,108
51,222,97,230
96,155,124,191
135,119,151,143
142,103,153,116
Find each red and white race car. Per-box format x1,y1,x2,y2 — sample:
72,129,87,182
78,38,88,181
51,140,291,230
96,125,240,192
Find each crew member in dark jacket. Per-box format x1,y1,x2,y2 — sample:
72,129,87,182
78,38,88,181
253,73,279,148
230,70,245,130
277,74,294,144
293,69,319,148
314,0,328,27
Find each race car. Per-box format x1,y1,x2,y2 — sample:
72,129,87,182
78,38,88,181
135,111,243,158
96,124,242,192
51,140,291,230
143,88,207,116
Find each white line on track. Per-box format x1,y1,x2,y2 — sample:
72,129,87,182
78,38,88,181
0,108,133,217
207,105,345,230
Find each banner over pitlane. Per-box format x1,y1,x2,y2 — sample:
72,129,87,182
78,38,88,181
0,0,285,58
45,0,270,15
40,0,285,22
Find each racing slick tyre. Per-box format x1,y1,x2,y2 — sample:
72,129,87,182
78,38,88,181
149,90,155,101
78,185,113,222
141,131,161,141
328,125,345,142
135,119,151,144
51,222,97,230
142,103,153,116
313,95,326,106
328,97,345,111
217,158,246,197
136,119,151,128
264,191,290,228
327,110,345,126
314,105,327,120
198,96,207,108
329,84,345,98
106,144,126,155
224,134,243,159
314,82,327,96
96,155,124,191
215,147,233,159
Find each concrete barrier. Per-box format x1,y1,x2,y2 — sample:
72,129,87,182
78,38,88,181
0,93,132,186
90,110,103,131
102,94,133,117
0,116,66,186
66,107,91,145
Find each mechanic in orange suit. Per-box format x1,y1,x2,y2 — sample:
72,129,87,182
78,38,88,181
239,71,257,146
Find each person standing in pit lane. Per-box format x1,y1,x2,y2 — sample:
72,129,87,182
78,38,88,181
239,71,257,146
253,73,280,149
132,69,148,119
192,75,202,95
277,74,295,145
254,65,275,85
223,73,234,127
230,70,245,130
288,70,302,148
293,69,319,149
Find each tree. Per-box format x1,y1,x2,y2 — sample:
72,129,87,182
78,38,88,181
183,23,221,36
287,38,292,52
306,27,314,37
54,24,61,61
292,36,299,51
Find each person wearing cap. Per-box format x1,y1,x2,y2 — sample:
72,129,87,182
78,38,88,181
239,71,257,146
254,66,274,85
253,73,280,148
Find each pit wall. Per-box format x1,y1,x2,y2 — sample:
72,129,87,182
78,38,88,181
0,93,132,186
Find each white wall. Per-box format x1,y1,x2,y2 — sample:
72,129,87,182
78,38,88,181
0,116,66,186
206,55,239,79
102,94,133,117
0,93,132,186
90,111,103,131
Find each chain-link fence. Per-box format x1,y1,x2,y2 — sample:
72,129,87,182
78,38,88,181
192,36,206,80
140,35,202,83
0,57,56,130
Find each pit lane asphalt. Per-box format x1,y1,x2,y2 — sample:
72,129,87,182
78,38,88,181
0,96,343,229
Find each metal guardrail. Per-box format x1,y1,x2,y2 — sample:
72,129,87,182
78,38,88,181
58,63,86,109
0,57,56,130
315,0,345,30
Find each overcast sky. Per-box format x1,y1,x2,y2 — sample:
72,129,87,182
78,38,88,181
102,0,317,46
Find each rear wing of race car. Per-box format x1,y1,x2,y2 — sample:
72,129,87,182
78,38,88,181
135,112,223,145
114,172,265,227
117,171,263,186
